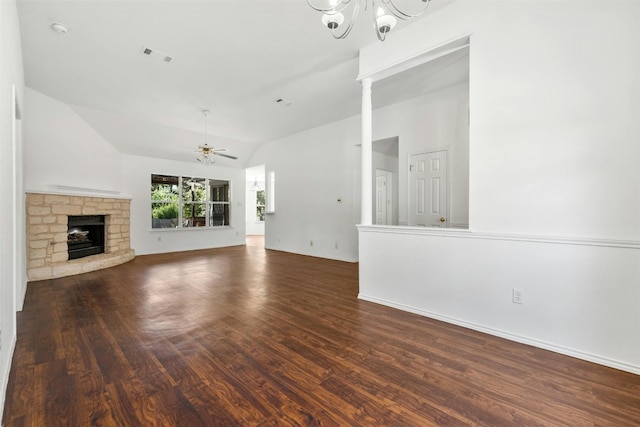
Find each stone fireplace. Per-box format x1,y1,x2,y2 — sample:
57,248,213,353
26,193,135,281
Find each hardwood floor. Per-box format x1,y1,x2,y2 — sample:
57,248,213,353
3,237,640,426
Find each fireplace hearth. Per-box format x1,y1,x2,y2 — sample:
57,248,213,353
67,215,105,260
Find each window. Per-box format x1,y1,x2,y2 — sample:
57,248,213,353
151,175,179,228
209,179,230,226
151,174,230,229
182,177,206,227
256,190,265,221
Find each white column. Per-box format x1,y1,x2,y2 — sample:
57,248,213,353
361,78,373,225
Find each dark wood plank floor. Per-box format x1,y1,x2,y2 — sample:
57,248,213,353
3,236,640,426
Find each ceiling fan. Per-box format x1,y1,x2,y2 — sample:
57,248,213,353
196,144,238,161
195,110,238,163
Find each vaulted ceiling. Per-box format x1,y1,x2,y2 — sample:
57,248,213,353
17,0,460,167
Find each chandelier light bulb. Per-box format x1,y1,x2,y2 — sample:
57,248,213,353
376,13,397,35
322,11,344,29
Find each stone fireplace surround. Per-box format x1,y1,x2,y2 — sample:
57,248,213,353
26,193,135,281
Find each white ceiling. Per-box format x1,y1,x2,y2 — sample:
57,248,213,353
17,0,461,167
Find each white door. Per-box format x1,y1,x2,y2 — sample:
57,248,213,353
376,174,387,225
409,150,447,227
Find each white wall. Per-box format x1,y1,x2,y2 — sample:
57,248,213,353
122,154,246,255
247,117,362,262
358,0,640,373
0,0,25,418
359,228,640,373
24,88,123,195
373,83,469,227
362,0,640,239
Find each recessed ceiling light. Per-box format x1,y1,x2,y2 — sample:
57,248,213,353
50,22,68,35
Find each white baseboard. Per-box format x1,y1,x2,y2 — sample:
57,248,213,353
266,246,358,263
450,222,469,229
358,293,640,375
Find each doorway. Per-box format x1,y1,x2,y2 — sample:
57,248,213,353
375,169,394,225
245,165,265,241
371,136,399,225
408,150,448,227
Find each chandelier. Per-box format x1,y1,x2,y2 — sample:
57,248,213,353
307,0,432,41
250,177,262,191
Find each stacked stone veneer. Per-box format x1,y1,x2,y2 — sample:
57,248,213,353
26,193,135,281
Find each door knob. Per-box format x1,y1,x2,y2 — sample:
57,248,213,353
440,217,446,222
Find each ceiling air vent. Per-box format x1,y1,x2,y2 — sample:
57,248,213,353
141,46,173,63
275,98,294,107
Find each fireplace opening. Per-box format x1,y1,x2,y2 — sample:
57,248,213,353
68,215,105,260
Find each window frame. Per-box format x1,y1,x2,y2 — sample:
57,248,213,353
151,174,232,229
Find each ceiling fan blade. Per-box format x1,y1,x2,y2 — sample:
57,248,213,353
215,148,228,152
215,152,238,160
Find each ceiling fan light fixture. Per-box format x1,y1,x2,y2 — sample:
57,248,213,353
197,111,214,164
197,152,215,164
194,110,238,164
197,143,216,164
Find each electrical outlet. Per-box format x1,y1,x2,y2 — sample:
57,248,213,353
512,288,524,304
310,240,313,246
335,243,338,249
